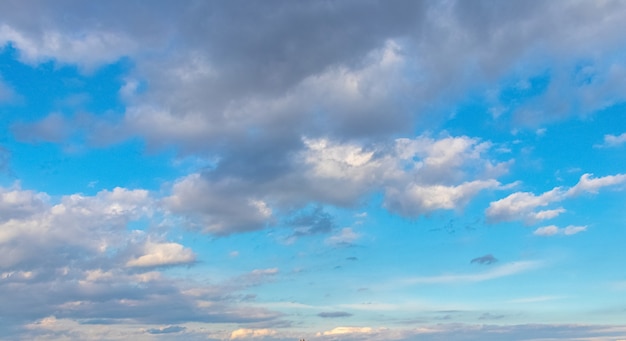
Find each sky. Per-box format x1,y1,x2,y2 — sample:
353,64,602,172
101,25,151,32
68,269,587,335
1,1,626,340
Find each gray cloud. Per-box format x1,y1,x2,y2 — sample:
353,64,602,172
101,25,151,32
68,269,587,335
3,1,625,236
7,0,626,149
161,135,509,235
0,185,283,336
288,206,335,238
318,311,353,318
471,254,498,265
478,312,505,320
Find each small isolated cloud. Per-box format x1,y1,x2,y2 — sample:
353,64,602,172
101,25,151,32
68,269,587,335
317,326,379,336
146,325,186,334
318,311,353,318
325,228,360,246
478,313,505,320
486,188,565,224
596,132,626,148
230,328,276,339
471,254,498,265
533,225,587,236
126,241,196,268
567,173,626,196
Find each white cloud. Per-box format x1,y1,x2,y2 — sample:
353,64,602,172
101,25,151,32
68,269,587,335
601,132,626,147
487,173,626,224
0,184,48,223
595,132,626,148
384,180,500,217
317,326,380,336
301,135,508,217
533,225,587,236
486,188,566,224
567,173,626,196
230,328,277,339
325,228,361,246
126,241,196,268
0,186,153,269
533,225,560,236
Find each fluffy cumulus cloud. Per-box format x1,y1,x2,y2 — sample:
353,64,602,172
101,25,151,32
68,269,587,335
0,186,151,270
161,134,509,235
0,184,282,335
125,240,195,268
163,173,274,235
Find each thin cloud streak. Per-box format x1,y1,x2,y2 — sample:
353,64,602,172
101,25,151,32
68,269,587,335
399,261,542,285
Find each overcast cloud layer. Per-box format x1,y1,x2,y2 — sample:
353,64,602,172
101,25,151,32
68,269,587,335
1,1,626,340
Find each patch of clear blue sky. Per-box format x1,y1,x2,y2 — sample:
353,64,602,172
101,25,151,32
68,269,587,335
0,45,181,194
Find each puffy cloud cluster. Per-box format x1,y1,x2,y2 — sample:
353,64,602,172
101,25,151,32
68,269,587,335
162,134,509,235
0,184,284,335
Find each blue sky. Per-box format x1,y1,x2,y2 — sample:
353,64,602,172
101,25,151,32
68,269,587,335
1,1,626,340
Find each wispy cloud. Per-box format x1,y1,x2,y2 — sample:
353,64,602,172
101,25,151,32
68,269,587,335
533,225,587,236
595,132,626,148
399,261,542,285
